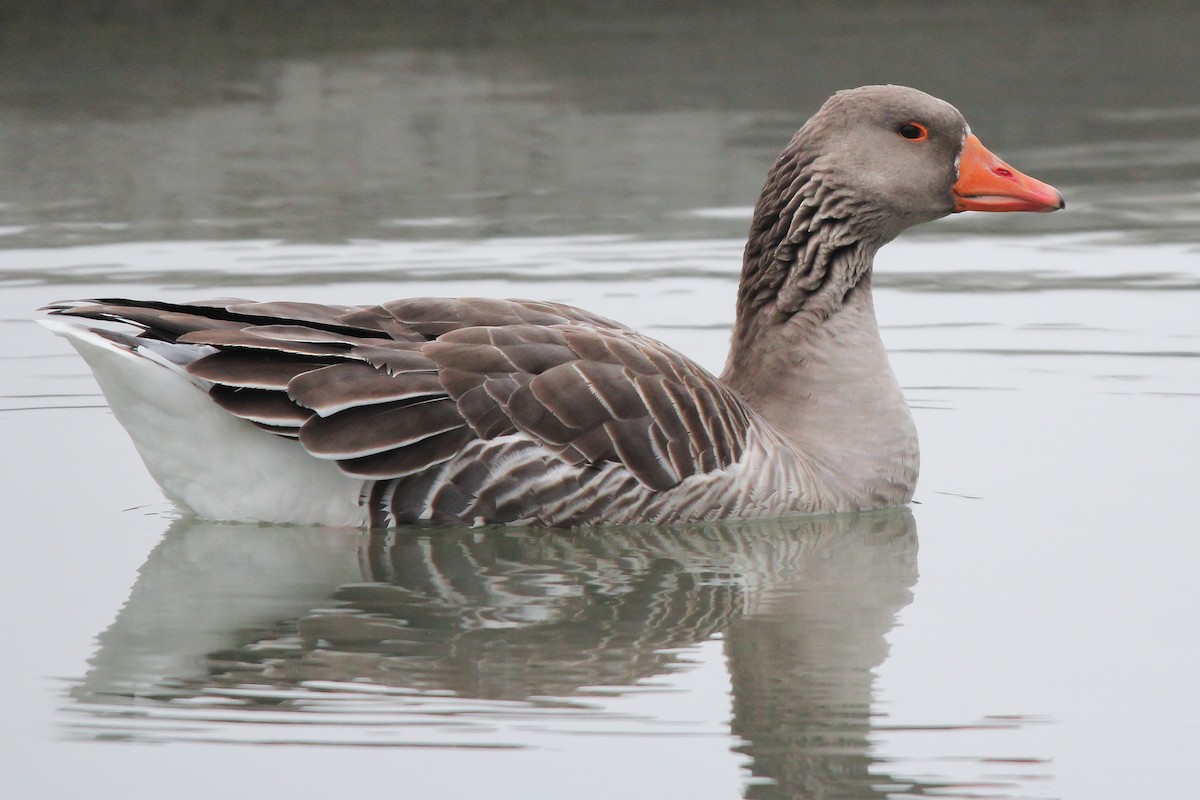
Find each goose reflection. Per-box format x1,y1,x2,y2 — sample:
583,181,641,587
70,510,920,797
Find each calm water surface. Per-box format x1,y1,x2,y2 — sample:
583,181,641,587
2,4,1199,799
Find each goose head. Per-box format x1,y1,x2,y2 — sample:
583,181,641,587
789,84,1063,241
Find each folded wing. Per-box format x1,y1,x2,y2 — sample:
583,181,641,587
46,297,754,511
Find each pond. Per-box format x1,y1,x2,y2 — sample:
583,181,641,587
2,4,1198,799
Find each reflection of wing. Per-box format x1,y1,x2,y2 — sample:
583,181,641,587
287,546,742,697
48,297,755,525
69,510,914,716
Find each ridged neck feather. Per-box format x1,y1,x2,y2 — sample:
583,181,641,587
721,139,902,399
715,138,912,419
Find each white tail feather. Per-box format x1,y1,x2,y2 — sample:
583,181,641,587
42,321,367,526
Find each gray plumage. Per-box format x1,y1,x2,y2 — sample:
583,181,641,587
43,86,1062,527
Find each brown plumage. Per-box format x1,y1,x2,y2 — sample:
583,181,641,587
49,295,753,523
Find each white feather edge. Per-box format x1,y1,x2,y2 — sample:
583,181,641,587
41,320,368,527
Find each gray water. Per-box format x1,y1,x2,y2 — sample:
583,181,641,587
2,4,1199,799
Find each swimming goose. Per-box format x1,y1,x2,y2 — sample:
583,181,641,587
43,85,1062,527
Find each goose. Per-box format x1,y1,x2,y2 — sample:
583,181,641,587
43,85,1063,528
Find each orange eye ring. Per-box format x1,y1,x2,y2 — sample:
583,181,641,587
898,122,929,141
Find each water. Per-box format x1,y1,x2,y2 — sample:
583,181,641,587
2,4,1199,798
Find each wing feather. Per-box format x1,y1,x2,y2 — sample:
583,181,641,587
209,386,313,427
47,295,755,503
299,397,465,459
336,427,476,479
187,351,338,390
289,361,443,417
177,328,352,357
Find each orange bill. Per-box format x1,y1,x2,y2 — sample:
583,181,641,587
953,134,1064,213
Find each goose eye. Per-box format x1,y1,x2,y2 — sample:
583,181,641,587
898,122,929,141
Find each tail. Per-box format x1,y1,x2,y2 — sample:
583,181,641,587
42,318,367,526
